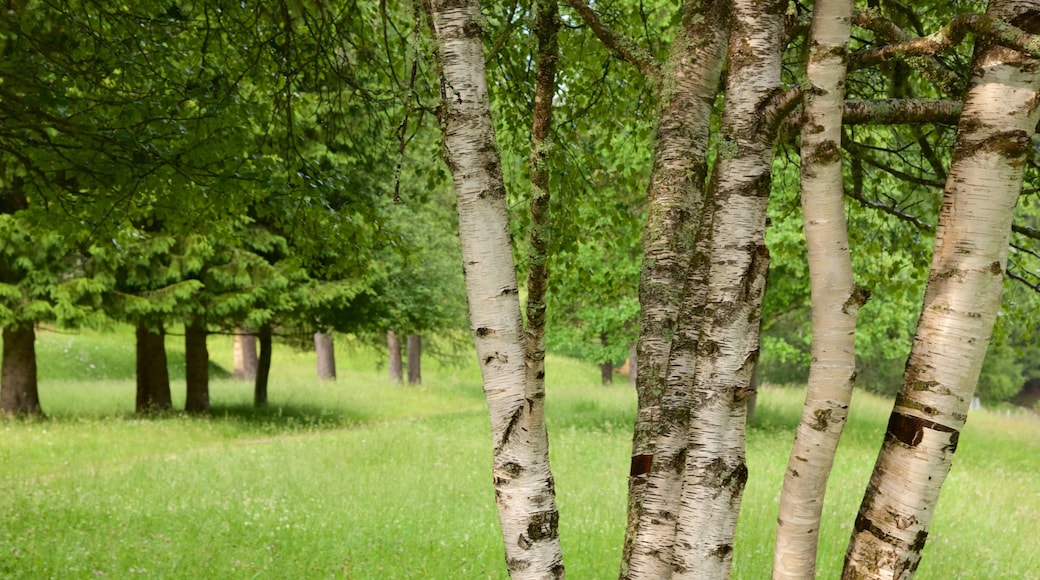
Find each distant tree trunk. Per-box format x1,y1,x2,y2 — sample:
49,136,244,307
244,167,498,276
184,319,210,414
628,342,637,387
406,334,421,385
254,324,272,408
387,330,403,384
233,328,258,380
426,0,565,574
844,0,1040,575
135,321,172,414
774,0,861,574
600,333,614,385
315,331,336,381
0,324,42,416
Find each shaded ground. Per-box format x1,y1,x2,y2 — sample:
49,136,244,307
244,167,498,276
1011,378,1040,412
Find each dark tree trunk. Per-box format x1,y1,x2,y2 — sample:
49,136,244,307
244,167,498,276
388,330,403,384
314,331,336,381
601,332,613,385
1,324,43,416
184,319,210,414
407,334,422,385
254,324,272,407
233,328,258,380
135,321,172,414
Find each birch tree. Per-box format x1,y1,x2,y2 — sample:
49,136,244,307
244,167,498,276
844,0,1040,575
424,0,564,575
773,0,864,575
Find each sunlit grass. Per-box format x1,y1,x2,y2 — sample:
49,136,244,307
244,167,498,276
1,328,1037,578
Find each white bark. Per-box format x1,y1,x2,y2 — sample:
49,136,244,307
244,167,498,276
773,0,859,576
670,0,785,576
426,1,564,577
844,1,1040,576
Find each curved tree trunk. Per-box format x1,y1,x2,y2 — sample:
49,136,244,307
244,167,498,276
621,3,730,575
1,324,42,416
773,0,861,575
254,324,272,408
184,319,210,414
406,334,421,385
426,0,564,575
387,330,403,384
843,1,1040,576
135,321,172,414
233,328,258,381
670,0,785,576
315,331,336,381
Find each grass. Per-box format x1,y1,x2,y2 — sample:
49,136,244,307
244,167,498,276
1,328,1038,578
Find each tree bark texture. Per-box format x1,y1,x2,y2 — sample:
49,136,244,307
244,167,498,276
426,0,564,576
843,1,1040,577
407,334,421,385
233,329,258,381
315,331,336,381
1,324,42,416
388,330,403,383
621,2,730,576
773,0,861,576
670,0,784,576
254,324,272,408
135,321,172,414
184,319,210,414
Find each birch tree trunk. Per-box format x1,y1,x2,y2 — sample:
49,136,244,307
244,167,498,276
425,0,564,576
671,0,785,576
621,3,729,575
773,0,862,575
843,1,1040,576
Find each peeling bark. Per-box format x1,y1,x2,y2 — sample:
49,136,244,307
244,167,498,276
844,0,1040,576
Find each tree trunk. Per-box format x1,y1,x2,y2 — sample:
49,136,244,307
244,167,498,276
426,0,564,576
406,334,421,385
621,3,730,575
670,0,785,575
600,332,613,385
388,330,403,384
135,321,172,414
0,324,42,416
774,0,862,575
233,328,258,381
254,324,272,408
315,331,336,381
843,1,1040,576
184,319,210,414
628,342,637,387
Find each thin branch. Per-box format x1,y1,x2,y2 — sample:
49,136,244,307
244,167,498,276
564,0,660,78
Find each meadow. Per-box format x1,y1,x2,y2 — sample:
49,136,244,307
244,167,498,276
1,328,1038,578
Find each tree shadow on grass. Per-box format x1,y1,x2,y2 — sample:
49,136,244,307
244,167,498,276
203,402,374,436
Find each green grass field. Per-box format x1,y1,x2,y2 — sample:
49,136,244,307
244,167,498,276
1,328,1038,578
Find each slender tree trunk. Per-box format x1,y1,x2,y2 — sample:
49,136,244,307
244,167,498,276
621,4,730,575
406,334,421,385
628,342,637,387
670,0,784,576
0,324,42,416
600,333,613,385
426,0,564,576
233,328,258,381
844,1,1040,576
135,321,172,414
184,319,210,414
773,0,862,575
254,324,272,408
388,330,403,384
315,331,336,381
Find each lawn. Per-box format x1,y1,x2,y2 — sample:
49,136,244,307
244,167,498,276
1,328,1037,578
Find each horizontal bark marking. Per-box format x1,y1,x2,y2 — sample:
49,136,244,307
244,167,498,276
630,454,654,477
853,511,929,552
885,411,960,450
